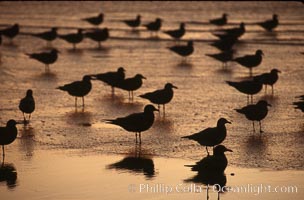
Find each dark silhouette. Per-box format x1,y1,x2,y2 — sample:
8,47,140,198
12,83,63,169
253,69,281,94
117,74,146,101
293,95,304,112
233,49,264,76
25,48,59,72
0,120,18,161
235,100,271,133
0,23,19,43
0,163,17,189
210,36,237,51
222,22,246,38
257,14,279,32
139,83,177,116
163,22,186,40
56,75,92,108
82,13,104,26
205,50,234,69
107,144,155,179
123,15,141,29
226,79,263,103
29,27,57,47
168,40,194,62
58,29,83,50
209,13,228,26
105,104,159,143
19,89,35,124
85,28,109,49
90,67,125,95
143,18,162,36
181,118,231,155
185,145,232,200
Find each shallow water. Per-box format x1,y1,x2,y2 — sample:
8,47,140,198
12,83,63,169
0,1,303,199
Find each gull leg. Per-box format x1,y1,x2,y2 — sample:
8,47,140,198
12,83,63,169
82,97,85,108
139,132,142,144
259,121,263,133
135,133,138,143
206,146,210,156
252,121,255,133
2,146,5,163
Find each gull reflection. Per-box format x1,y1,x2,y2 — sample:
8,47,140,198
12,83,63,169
0,163,17,189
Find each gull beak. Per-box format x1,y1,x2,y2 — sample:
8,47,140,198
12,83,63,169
267,103,272,107
226,148,233,152
142,76,147,79
173,85,178,89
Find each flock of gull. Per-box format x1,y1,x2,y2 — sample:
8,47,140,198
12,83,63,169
0,10,303,188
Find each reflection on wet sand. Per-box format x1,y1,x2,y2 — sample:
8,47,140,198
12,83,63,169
19,125,35,158
65,111,92,126
106,144,155,179
0,163,17,189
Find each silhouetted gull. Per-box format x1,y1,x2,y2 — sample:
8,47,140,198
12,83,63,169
163,22,185,40
222,22,246,38
185,145,232,172
209,13,228,26
235,100,271,133
205,50,234,68
123,15,141,29
82,13,104,26
181,118,231,155
226,79,263,103
233,49,264,76
117,74,146,101
56,75,92,108
139,83,177,116
90,67,125,95
143,18,162,35
168,40,194,61
257,14,279,32
253,68,281,94
85,28,109,49
293,95,304,112
19,89,35,124
25,49,59,72
58,29,83,50
29,27,57,46
210,36,237,52
105,105,159,143
0,120,18,160
0,23,19,43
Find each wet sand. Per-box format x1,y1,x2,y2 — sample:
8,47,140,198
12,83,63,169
1,141,303,200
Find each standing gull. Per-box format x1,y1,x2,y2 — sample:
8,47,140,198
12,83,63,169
56,75,92,108
253,68,281,94
90,67,125,95
233,49,264,76
82,13,104,26
205,50,234,69
19,89,35,124
85,28,109,49
0,120,18,161
143,18,162,36
209,13,228,26
123,15,141,30
58,29,83,50
168,40,194,62
139,83,177,116
235,100,271,133
117,74,146,101
29,27,57,47
105,105,159,143
257,14,279,32
181,118,231,155
0,24,19,43
163,23,186,40
25,49,59,72
226,79,263,103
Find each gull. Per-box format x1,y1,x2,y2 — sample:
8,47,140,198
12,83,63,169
226,79,263,103
19,89,35,124
25,49,59,72
82,13,104,26
143,18,162,36
85,28,109,49
29,27,57,46
205,50,234,68
58,29,83,50
163,22,186,40
117,74,146,101
235,100,271,133
209,13,228,26
253,69,281,94
167,40,194,62
139,83,177,116
257,14,279,32
123,15,141,29
105,105,159,143
0,120,19,161
233,49,264,76
90,67,125,95
181,118,231,155
0,23,19,43
56,75,92,108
